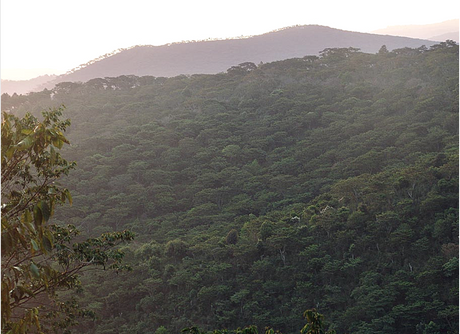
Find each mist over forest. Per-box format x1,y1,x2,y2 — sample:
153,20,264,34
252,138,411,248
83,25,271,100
1,22,459,334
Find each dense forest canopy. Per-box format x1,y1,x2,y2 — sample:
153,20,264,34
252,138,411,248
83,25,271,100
1,41,458,333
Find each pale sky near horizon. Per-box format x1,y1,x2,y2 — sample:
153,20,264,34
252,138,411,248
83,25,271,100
1,0,459,80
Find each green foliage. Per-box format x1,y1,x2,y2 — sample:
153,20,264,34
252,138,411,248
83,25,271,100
155,325,170,334
2,42,458,334
182,325,259,334
1,108,75,332
1,109,134,333
301,309,336,334
183,309,334,334
226,229,239,245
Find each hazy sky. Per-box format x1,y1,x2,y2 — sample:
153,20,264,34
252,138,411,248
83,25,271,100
1,0,459,80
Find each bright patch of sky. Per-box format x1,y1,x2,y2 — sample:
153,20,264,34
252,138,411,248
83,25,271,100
1,0,458,80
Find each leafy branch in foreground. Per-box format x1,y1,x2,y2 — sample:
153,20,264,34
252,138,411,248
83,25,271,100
1,108,134,333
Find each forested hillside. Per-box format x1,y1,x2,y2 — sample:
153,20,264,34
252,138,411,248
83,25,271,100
2,41,458,334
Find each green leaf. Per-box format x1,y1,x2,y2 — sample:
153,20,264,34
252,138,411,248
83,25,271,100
42,235,53,253
65,189,73,205
52,138,63,149
31,239,39,251
21,209,33,224
33,205,43,227
50,146,56,164
16,136,34,150
38,201,51,222
5,147,16,160
30,263,40,278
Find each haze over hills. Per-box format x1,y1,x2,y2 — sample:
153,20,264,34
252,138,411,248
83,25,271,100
1,75,58,96
1,24,446,95
373,19,459,42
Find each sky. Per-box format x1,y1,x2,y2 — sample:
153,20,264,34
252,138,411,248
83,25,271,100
1,0,459,80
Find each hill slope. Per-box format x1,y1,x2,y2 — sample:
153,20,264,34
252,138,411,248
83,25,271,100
3,42,458,334
36,25,438,88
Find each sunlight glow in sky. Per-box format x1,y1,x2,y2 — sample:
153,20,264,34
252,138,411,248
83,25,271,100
1,0,459,80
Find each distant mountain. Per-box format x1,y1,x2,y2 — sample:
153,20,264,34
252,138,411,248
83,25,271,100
1,74,58,95
430,32,459,42
9,25,442,94
373,19,459,42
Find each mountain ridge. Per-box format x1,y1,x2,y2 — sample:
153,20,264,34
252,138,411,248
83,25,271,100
48,25,439,83
5,25,443,94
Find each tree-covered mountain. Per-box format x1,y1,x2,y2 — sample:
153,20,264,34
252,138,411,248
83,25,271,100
2,41,458,334
27,25,438,93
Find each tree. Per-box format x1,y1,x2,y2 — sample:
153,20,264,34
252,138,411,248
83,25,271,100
181,310,333,334
301,309,336,334
227,62,257,75
226,229,239,245
1,108,134,333
378,45,389,54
